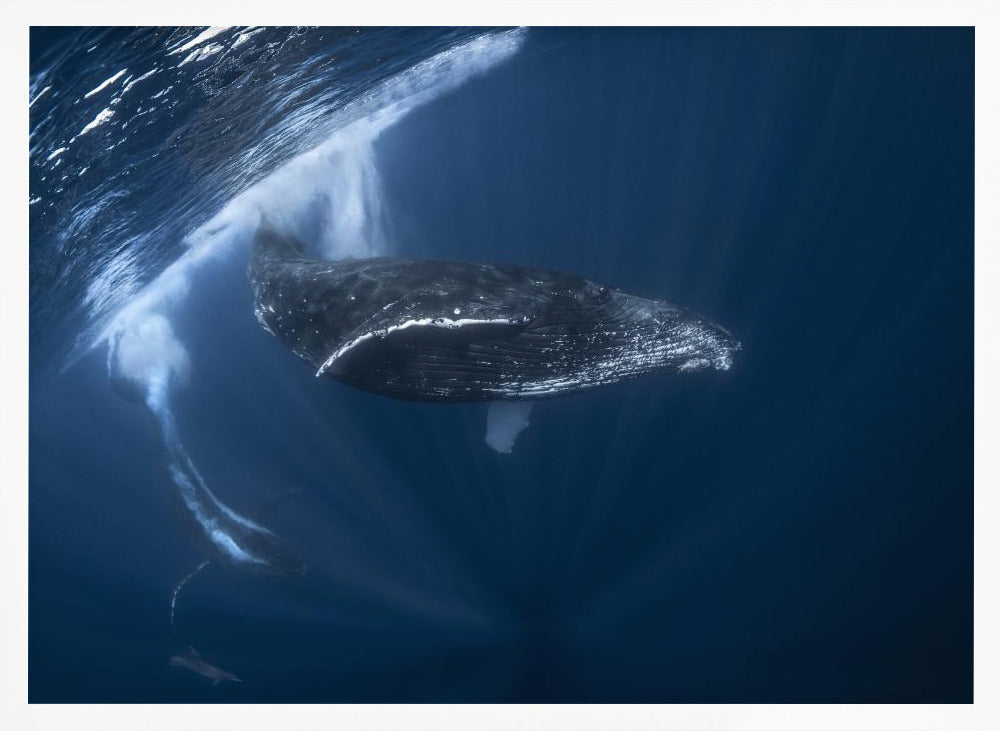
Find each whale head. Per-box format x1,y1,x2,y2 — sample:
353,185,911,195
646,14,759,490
496,287,741,395
630,299,741,374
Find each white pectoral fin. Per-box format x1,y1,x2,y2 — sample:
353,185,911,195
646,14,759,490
485,401,534,454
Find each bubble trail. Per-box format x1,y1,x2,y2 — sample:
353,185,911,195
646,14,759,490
170,560,210,638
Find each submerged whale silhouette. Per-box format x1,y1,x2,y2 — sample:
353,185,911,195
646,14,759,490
169,646,242,685
248,224,740,401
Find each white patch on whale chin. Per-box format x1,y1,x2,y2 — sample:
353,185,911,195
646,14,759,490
485,401,534,455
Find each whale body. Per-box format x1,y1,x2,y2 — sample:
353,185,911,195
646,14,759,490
248,225,740,402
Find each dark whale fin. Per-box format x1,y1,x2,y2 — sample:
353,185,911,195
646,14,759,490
250,219,307,271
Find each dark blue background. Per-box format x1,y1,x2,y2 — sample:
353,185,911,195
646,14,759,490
30,27,973,702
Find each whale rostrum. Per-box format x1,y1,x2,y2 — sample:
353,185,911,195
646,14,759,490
248,225,740,402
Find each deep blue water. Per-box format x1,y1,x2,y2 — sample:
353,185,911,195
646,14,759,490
29,27,972,702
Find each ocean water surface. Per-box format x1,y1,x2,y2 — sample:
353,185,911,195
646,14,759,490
29,27,973,702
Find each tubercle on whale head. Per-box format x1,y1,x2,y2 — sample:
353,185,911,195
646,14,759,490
711,327,741,371
636,300,740,374
713,348,736,371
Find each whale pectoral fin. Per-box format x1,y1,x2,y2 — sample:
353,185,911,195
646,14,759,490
485,401,534,454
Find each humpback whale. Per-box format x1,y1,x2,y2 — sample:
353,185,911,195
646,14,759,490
248,224,740,401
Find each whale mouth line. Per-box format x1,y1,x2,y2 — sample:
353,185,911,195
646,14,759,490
316,316,523,376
